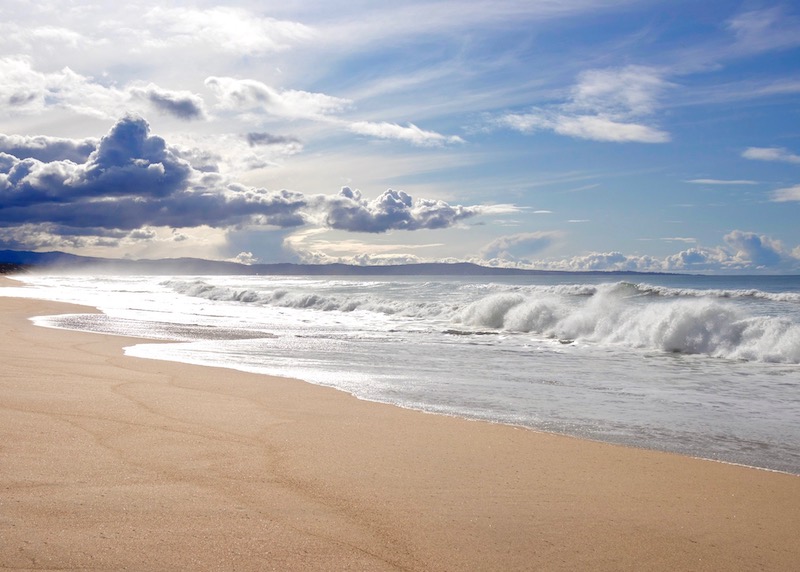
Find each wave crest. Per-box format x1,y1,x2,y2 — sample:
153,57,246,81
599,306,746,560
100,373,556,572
456,284,800,363
164,279,800,363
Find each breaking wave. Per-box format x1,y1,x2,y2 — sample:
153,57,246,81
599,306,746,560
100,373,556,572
164,279,800,363
162,279,448,318
455,284,800,363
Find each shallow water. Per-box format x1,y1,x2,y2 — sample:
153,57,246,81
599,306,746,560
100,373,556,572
4,272,799,474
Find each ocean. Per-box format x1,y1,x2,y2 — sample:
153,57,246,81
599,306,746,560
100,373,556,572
3,272,799,474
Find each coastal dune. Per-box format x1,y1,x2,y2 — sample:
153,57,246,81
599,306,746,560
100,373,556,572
1,284,798,570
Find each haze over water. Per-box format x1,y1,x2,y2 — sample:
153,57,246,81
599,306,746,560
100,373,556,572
4,272,800,474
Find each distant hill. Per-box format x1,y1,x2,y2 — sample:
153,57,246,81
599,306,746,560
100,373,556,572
0,249,668,277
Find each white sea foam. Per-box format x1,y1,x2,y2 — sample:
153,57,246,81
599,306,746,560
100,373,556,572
160,278,800,363
7,273,799,474
455,283,800,363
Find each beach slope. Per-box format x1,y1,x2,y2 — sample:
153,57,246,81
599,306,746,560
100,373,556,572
1,291,798,571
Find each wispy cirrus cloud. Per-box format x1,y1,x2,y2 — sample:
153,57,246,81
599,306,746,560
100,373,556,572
494,66,671,143
726,7,800,56
479,231,558,261
0,56,460,149
771,184,800,202
348,121,464,147
205,76,351,120
742,147,800,164
686,178,758,185
205,76,463,147
142,6,314,54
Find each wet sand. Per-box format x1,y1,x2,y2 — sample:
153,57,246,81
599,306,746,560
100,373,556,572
1,282,798,570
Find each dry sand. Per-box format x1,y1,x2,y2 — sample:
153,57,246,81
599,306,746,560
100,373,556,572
1,279,798,571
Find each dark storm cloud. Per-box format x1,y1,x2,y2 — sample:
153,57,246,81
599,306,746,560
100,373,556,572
0,115,304,230
0,185,307,231
131,85,207,120
246,132,301,146
316,187,479,233
73,116,194,198
0,115,193,207
0,134,96,163
1,116,485,247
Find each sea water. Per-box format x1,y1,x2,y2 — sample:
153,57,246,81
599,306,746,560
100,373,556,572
3,273,799,474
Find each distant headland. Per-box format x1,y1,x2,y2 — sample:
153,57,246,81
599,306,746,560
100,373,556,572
0,249,674,277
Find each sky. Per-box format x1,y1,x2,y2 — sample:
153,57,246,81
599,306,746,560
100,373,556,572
1,0,799,273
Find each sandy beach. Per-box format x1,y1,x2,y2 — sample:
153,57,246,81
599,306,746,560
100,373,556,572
1,279,798,571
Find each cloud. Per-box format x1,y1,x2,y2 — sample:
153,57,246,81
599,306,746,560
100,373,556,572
128,228,157,241
660,237,696,243
0,133,96,163
0,58,205,122
686,178,758,185
479,232,557,261
206,78,462,147
726,7,800,55
231,251,259,265
663,247,730,270
556,115,668,143
518,229,800,273
0,115,300,230
349,121,465,147
0,57,133,120
312,187,481,233
0,116,495,249
495,66,671,143
525,237,798,274
568,66,668,117
64,115,193,199
143,6,314,54
723,230,785,267
661,233,800,272
246,132,302,147
131,84,207,120
742,146,800,164
9,25,97,50
771,184,800,202
206,76,350,120
530,251,664,272
497,112,669,143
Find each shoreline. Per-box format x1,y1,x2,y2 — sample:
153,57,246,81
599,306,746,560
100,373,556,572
18,273,799,478
1,286,799,570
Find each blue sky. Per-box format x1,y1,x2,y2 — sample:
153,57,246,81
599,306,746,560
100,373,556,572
1,0,799,273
